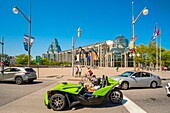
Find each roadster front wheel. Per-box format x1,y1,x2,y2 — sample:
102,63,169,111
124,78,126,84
109,90,123,104
49,93,66,111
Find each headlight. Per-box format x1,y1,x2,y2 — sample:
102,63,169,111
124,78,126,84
115,84,120,88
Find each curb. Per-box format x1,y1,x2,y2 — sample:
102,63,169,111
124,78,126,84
161,78,170,80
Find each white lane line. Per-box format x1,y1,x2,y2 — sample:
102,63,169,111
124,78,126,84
123,95,147,113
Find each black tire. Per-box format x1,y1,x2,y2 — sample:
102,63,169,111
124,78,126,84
150,81,157,88
121,82,129,90
49,93,66,111
109,90,123,104
15,77,23,85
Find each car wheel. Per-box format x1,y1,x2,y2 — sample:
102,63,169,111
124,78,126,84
150,81,157,88
15,77,23,85
109,90,123,104
121,82,129,90
49,93,66,111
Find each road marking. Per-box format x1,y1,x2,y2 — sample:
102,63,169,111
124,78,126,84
123,95,147,113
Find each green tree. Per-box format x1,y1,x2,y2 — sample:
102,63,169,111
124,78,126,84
162,50,170,67
135,44,148,64
31,59,37,65
15,54,32,65
40,58,49,65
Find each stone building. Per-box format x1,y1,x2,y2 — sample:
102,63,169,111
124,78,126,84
42,35,134,67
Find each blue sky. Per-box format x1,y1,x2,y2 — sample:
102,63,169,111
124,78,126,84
0,0,170,58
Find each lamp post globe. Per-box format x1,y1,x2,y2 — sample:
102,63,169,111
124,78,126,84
143,8,149,15
13,7,18,14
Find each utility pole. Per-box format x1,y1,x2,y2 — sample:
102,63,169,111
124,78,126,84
0,36,4,71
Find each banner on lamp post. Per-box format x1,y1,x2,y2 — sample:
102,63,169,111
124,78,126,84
23,34,35,51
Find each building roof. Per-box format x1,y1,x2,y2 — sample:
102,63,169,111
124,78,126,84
47,38,61,53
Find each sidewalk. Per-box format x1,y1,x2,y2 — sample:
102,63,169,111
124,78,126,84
34,67,170,82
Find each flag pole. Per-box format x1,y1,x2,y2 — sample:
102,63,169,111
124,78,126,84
159,28,162,71
155,23,158,71
156,35,158,71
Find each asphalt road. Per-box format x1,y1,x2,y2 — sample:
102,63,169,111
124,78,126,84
122,80,170,113
0,78,170,113
0,79,57,107
0,78,128,113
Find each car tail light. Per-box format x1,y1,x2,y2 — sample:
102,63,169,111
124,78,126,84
25,72,30,74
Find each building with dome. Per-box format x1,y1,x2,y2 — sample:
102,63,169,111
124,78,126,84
42,35,134,67
42,39,61,61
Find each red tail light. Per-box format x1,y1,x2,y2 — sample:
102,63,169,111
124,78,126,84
25,72,30,74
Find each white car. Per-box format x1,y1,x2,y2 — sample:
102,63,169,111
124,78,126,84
165,82,170,97
0,67,37,85
111,71,162,90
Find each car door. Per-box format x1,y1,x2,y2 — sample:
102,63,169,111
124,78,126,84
0,71,4,80
2,68,18,81
140,72,152,87
129,72,143,87
1,68,11,80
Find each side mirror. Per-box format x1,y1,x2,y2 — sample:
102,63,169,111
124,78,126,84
131,76,135,78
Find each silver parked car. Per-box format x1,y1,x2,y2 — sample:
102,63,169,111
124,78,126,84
0,67,37,85
111,71,162,90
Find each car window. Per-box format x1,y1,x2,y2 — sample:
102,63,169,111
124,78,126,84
133,72,141,77
25,68,35,72
141,72,151,77
120,71,134,77
4,68,11,72
10,68,20,72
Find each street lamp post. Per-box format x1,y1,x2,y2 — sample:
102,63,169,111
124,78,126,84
12,0,32,67
72,27,81,77
0,36,4,71
132,2,148,71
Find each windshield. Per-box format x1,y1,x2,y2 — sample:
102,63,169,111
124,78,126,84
120,71,134,77
25,68,35,72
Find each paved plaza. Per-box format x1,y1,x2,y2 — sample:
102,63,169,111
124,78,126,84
34,67,170,81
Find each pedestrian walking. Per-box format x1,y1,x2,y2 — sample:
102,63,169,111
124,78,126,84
162,66,164,72
164,66,167,72
75,66,79,77
116,66,119,72
86,66,93,80
137,67,140,72
78,66,82,77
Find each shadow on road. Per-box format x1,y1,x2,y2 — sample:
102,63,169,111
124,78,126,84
120,86,163,91
0,81,43,85
23,81,43,85
63,99,127,111
0,81,16,84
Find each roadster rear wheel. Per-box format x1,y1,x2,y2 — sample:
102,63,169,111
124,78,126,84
49,93,66,111
109,90,123,104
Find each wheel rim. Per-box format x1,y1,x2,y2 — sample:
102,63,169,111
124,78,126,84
151,82,157,88
16,77,22,84
110,91,123,104
122,82,128,90
51,96,64,110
